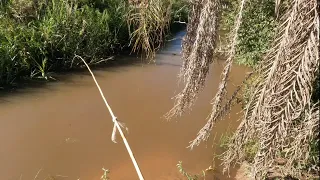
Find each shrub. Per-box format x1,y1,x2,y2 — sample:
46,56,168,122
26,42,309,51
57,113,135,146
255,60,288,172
0,0,186,86
0,0,129,85
221,0,276,67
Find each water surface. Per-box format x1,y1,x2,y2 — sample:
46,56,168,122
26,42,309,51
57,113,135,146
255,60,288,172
0,31,250,180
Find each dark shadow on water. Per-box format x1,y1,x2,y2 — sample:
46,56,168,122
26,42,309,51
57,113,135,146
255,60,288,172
155,61,181,68
0,79,58,102
0,55,140,100
0,29,186,100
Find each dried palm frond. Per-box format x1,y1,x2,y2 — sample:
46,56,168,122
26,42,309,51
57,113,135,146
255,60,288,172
165,0,221,119
275,0,281,17
188,0,247,148
221,0,320,178
127,0,172,61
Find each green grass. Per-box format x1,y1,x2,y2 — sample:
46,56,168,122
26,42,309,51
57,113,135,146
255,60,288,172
221,0,276,67
0,0,127,86
0,0,186,87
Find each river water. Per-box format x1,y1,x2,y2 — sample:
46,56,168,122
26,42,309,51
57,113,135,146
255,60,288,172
0,31,250,180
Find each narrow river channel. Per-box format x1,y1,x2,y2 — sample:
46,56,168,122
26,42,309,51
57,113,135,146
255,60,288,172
0,31,251,180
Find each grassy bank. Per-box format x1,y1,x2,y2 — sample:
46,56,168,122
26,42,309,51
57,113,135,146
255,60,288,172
0,0,188,87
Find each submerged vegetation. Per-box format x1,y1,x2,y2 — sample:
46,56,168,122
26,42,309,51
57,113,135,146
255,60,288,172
177,161,205,180
0,0,187,87
101,168,110,180
177,161,214,180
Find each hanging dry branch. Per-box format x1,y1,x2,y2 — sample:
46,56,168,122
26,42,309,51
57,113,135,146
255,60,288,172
188,0,247,149
164,0,319,178
165,0,221,119
221,0,320,178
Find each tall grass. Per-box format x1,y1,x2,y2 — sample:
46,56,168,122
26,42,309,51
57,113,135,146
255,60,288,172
0,0,185,87
127,0,173,61
0,0,131,86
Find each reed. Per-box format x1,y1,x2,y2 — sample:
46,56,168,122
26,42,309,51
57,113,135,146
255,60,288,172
0,0,187,87
0,0,128,86
127,0,173,61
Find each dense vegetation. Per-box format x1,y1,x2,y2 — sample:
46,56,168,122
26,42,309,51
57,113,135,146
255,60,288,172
0,0,187,87
221,0,276,67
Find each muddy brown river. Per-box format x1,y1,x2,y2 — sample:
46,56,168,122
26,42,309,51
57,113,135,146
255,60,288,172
0,31,250,180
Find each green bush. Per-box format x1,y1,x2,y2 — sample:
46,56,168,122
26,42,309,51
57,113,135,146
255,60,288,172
221,0,276,67
0,18,38,83
171,0,188,23
0,0,129,85
40,0,116,65
0,0,186,86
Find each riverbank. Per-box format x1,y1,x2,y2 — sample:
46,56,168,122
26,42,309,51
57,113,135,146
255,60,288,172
0,0,188,88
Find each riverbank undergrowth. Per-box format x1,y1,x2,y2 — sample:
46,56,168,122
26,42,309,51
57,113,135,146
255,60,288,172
0,0,188,87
